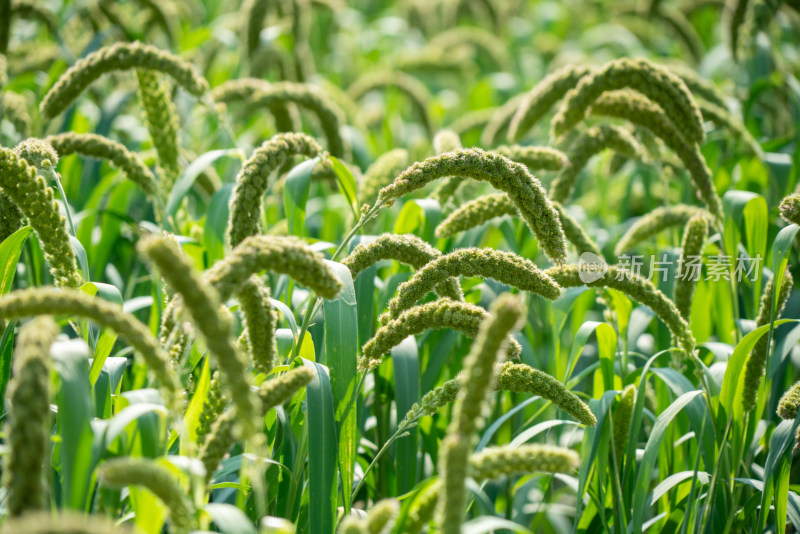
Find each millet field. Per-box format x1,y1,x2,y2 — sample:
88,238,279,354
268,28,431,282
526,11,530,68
1,0,800,532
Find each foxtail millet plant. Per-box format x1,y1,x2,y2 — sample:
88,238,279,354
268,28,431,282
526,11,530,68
779,194,800,225
339,517,368,534
404,443,578,534
9,0,58,38
237,276,278,376
674,214,709,320
98,458,195,532
0,91,30,137
742,268,794,412
433,129,462,154
469,443,579,479
243,0,269,58
342,233,463,302
40,41,209,119
136,69,181,188
377,149,568,262
0,511,129,534
588,89,724,220
551,57,705,145
507,64,595,142
434,192,518,238
161,234,342,352
438,294,525,534
434,193,603,257
133,0,177,45
0,192,23,242
430,130,466,205
226,133,322,247
615,204,707,256
698,100,762,158
196,372,226,446
138,234,259,439
205,235,342,301
200,366,314,480
447,107,495,137
493,145,568,171
360,299,522,371
612,384,636,470
546,264,696,355
778,380,800,420
669,63,729,109
496,361,597,425
0,287,179,407
3,316,58,517
385,248,561,321
651,7,705,62
0,145,83,287
359,148,409,204
211,80,346,157
428,26,512,70
347,70,433,135
198,411,236,482
396,360,595,432
480,93,526,147
363,499,400,534
207,77,298,131
258,365,315,411
552,202,605,258
548,124,645,203
45,132,162,200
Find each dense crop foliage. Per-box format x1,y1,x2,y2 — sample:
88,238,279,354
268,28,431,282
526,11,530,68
2,0,800,532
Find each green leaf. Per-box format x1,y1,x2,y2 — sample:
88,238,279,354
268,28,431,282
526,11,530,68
322,261,358,513
52,338,95,510
303,359,337,534
0,226,32,295
393,201,424,235
204,503,257,534
392,336,420,494
719,320,795,421
284,157,321,236
93,356,127,417
166,148,244,215
329,156,360,219
462,517,534,534
81,282,123,385
758,417,800,532
0,321,16,413
182,357,211,450
631,390,704,532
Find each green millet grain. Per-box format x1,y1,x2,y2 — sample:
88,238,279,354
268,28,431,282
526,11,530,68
227,133,322,247
40,41,209,119
508,64,595,142
361,299,522,371
615,204,707,256
386,247,561,320
342,233,463,302
742,269,793,412
551,57,705,145
139,235,258,439
4,316,58,516
674,214,708,320
99,458,195,532
0,287,179,406
377,149,568,262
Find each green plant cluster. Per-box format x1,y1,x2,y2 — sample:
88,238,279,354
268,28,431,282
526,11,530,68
1,0,800,533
